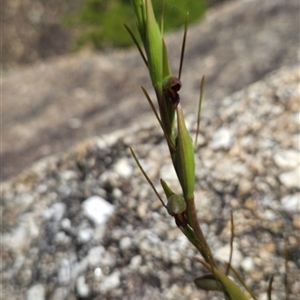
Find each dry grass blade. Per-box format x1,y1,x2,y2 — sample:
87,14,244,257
178,12,189,80
141,86,162,126
194,75,205,147
267,275,274,300
284,236,290,300
141,87,176,151
226,211,234,275
129,146,166,207
124,24,148,67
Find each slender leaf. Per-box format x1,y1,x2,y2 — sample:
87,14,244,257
124,24,148,67
178,12,189,80
226,211,234,275
267,275,274,300
129,146,166,207
194,76,205,147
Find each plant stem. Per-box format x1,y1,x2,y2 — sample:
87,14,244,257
186,196,217,268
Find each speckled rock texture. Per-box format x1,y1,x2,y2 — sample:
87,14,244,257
2,65,299,300
2,0,299,181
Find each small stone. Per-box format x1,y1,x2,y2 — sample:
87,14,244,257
3,213,39,252
293,215,300,229
244,199,256,210
238,178,253,196
274,149,299,170
137,202,148,219
88,246,105,266
279,168,300,189
264,209,277,221
57,184,72,196
58,259,71,285
55,231,70,245
61,218,71,231
76,276,89,298
42,202,66,222
250,159,265,175
292,134,300,150
119,236,132,250
94,267,103,277
130,255,142,270
50,287,69,300
35,184,48,193
264,242,275,253
100,271,121,292
195,133,206,146
257,293,268,300
112,187,122,198
77,228,94,244
160,164,177,182
280,194,300,212
60,170,77,181
240,135,255,149
241,257,255,272
82,196,114,225
26,284,45,300
215,243,243,266
211,127,233,151
113,158,133,177
168,248,182,264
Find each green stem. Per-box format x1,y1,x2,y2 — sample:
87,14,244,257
186,196,217,268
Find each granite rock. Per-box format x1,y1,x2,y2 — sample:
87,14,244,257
2,65,299,299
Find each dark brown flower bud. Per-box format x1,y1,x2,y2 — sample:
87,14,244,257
163,76,182,109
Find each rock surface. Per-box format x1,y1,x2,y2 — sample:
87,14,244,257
2,0,222,68
2,0,299,181
2,65,299,299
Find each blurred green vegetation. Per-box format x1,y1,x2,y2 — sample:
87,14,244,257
64,0,206,51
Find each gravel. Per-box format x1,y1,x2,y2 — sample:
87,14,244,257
2,65,299,299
